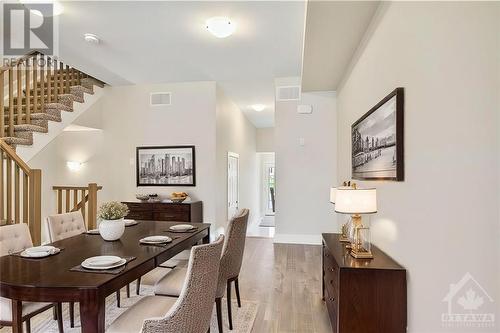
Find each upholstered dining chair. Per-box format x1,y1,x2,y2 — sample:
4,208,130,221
0,223,64,333
155,209,249,332
107,235,225,333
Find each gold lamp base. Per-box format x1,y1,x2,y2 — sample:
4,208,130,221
350,248,373,259
349,214,374,259
339,234,350,242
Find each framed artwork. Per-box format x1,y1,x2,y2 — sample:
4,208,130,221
136,145,196,186
351,88,404,181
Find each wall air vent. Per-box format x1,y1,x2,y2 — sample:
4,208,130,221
276,85,301,101
150,92,171,106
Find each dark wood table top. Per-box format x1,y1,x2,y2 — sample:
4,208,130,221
322,233,405,270
0,221,210,290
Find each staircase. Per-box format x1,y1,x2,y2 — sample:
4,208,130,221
0,51,105,159
0,52,106,243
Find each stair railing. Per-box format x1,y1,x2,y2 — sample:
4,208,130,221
52,184,102,230
0,51,93,139
0,140,42,244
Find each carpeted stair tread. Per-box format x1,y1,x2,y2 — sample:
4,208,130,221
12,124,48,133
81,77,105,89
2,137,32,146
44,102,72,112
71,85,94,95
30,112,62,122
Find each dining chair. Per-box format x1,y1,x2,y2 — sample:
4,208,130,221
107,235,225,333
155,209,249,332
0,223,64,333
46,211,128,327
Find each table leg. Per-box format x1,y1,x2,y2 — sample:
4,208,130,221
79,290,105,333
11,300,23,333
202,227,210,244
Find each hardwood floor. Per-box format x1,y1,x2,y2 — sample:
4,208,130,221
239,237,332,333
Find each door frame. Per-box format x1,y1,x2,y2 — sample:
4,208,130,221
227,152,240,220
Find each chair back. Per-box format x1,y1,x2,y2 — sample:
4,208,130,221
0,223,33,256
46,211,86,242
216,208,249,297
142,235,225,333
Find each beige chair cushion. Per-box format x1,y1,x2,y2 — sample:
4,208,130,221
0,224,33,256
107,296,177,333
140,267,172,286
154,267,188,297
46,211,86,242
0,297,52,322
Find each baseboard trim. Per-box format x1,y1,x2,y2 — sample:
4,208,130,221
273,234,322,245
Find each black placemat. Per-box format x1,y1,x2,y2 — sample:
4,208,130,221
70,256,136,275
11,247,64,260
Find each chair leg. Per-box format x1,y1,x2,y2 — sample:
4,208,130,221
53,306,57,320
136,277,141,295
56,303,63,333
116,290,121,307
69,302,75,328
126,284,130,298
234,277,241,308
25,318,31,333
226,281,233,330
215,298,223,333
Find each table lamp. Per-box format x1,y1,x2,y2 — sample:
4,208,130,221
330,186,351,242
334,187,377,259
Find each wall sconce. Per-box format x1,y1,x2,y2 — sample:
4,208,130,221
67,161,83,172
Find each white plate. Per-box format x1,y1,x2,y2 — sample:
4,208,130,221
25,246,56,254
124,219,138,226
83,255,123,268
82,258,127,270
141,236,172,243
169,224,194,232
20,248,60,258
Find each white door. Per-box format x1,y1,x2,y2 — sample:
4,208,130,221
227,152,239,219
262,162,275,216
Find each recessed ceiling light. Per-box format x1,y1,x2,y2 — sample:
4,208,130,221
84,33,100,44
206,17,236,38
251,104,266,112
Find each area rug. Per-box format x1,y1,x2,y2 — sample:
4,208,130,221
0,285,258,333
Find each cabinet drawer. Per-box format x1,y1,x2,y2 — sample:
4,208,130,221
325,287,338,333
153,212,189,222
153,204,190,214
126,211,153,220
124,202,153,212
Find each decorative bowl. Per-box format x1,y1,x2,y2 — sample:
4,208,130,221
170,196,187,203
135,194,149,201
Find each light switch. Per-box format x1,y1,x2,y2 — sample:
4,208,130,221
299,137,305,146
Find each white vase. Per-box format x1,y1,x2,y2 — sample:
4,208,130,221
98,218,125,241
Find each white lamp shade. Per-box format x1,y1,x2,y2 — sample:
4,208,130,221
334,188,377,214
330,188,337,203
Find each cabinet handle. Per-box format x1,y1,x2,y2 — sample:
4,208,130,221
329,297,335,302
325,253,329,257
330,267,335,272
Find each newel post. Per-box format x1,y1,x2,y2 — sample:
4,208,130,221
29,169,42,245
88,183,98,230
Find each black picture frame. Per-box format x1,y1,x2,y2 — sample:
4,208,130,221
351,88,404,181
136,145,196,186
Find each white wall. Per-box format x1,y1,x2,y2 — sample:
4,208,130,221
28,82,218,242
336,2,500,332
215,87,259,233
274,91,337,244
256,128,275,152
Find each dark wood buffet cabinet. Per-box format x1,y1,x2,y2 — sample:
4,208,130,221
122,201,203,223
322,233,407,333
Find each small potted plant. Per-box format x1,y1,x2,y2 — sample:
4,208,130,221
97,201,129,241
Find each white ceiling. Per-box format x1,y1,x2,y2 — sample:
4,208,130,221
56,1,307,128
301,1,379,92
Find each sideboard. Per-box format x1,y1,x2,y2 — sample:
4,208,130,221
322,233,407,333
122,201,203,223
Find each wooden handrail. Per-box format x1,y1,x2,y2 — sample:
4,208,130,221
0,51,39,73
0,139,42,244
53,183,102,229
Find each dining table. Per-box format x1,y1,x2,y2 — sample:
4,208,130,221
0,220,211,333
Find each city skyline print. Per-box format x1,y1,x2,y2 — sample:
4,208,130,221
352,88,404,181
136,146,196,186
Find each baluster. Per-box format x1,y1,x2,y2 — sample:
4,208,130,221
6,157,12,224
88,183,98,229
65,189,70,212
47,57,52,104
77,70,81,86
32,56,38,128
57,189,62,214
59,62,64,94
39,55,45,110
0,71,4,137
23,172,28,223
65,65,70,92
25,58,31,124
14,164,20,224
81,189,86,222
16,63,22,125
29,169,41,245
8,69,14,137
0,152,4,223
73,189,78,211
53,58,58,103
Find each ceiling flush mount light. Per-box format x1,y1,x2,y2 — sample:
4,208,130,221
206,17,236,38
84,33,100,44
251,104,266,112
67,161,83,172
